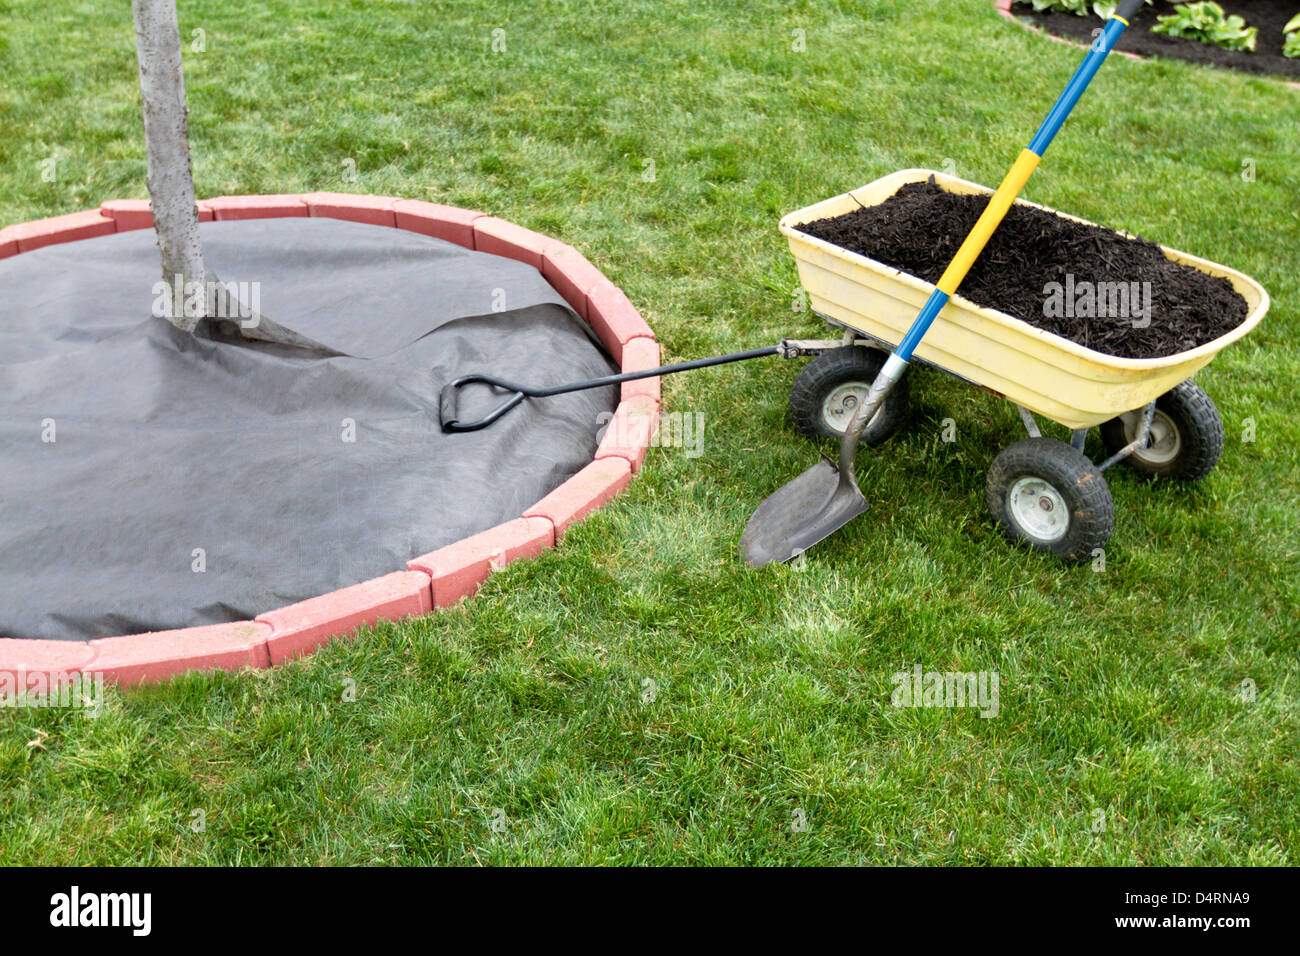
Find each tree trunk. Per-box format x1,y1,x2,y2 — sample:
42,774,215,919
132,0,206,332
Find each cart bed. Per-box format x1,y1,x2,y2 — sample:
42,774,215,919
780,169,1269,428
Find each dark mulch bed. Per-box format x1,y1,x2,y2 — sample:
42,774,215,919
1011,0,1300,79
797,180,1248,359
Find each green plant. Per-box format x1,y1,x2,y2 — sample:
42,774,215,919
1029,0,1094,15
1151,2,1258,52
1284,13,1300,58
1027,0,1149,18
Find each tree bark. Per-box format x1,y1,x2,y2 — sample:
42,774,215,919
132,0,206,332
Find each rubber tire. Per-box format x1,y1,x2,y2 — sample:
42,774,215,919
1099,380,1223,482
788,347,908,444
985,437,1114,563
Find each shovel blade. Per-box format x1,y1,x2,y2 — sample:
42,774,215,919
740,457,869,568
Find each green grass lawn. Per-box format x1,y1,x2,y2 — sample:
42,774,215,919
1,0,1297,865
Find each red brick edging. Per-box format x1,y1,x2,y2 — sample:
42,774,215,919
0,193,661,684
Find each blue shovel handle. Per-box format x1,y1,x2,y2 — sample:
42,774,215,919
840,0,1142,471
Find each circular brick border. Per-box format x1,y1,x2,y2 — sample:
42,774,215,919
994,0,1300,88
0,194,661,684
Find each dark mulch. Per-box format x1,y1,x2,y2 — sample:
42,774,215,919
1011,0,1300,79
797,180,1249,359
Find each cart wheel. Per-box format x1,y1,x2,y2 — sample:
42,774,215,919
985,437,1113,562
789,346,909,443
1099,381,1223,481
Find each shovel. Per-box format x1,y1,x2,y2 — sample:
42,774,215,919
741,0,1145,567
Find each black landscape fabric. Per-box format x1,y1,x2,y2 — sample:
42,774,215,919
0,217,618,641
798,180,1248,359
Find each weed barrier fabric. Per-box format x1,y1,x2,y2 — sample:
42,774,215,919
798,180,1249,359
0,218,617,641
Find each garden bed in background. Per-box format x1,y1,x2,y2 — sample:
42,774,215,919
1011,0,1300,78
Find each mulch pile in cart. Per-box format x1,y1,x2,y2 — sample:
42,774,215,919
797,179,1248,359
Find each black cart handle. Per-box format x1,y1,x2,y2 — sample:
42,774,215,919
439,345,782,433
439,376,527,432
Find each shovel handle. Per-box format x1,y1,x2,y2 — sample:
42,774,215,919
746,2,1141,566
1114,0,1145,22
840,3,1138,454
898,6,1136,364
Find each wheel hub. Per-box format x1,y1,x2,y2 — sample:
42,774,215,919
1126,409,1181,466
821,382,883,435
1007,476,1069,543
